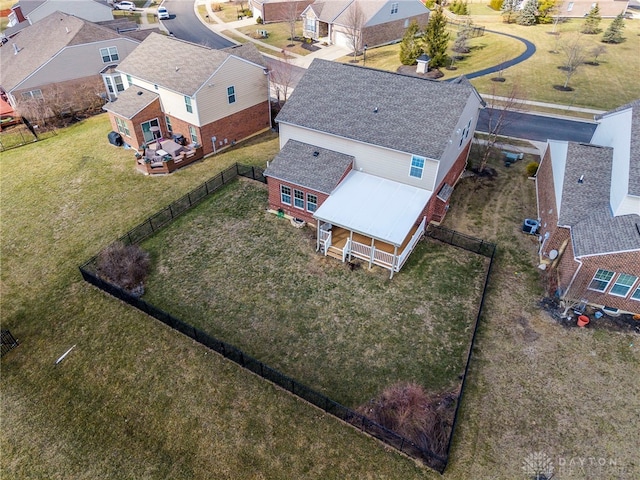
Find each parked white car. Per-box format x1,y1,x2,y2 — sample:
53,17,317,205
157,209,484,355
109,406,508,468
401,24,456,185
114,1,136,11
157,6,170,20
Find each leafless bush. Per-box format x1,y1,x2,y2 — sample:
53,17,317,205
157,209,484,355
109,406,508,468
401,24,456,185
356,382,456,457
96,242,151,296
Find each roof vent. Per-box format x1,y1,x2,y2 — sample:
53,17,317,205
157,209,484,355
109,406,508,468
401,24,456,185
137,91,143,95
65,27,70,33
578,174,584,184
313,151,319,157
175,66,179,72
13,43,19,55
373,107,378,113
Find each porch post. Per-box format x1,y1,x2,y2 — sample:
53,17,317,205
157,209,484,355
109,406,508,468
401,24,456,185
316,219,320,252
348,230,354,262
390,246,398,279
369,237,375,269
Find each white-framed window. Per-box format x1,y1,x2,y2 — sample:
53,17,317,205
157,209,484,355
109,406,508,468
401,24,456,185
141,118,161,143
631,286,640,301
189,125,198,143
281,185,291,205
567,2,574,11
165,116,173,133
100,46,119,63
227,86,236,104
305,17,316,33
105,76,114,94
126,74,133,86
409,155,425,179
391,2,399,14
294,189,304,209
115,117,130,137
113,75,125,92
588,269,615,292
306,193,317,212
184,95,193,113
609,274,638,297
21,89,43,100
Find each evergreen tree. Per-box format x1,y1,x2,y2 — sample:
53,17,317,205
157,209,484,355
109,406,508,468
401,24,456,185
517,0,538,25
452,18,472,53
422,7,450,68
581,3,602,34
601,12,625,43
399,20,423,65
537,0,556,24
450,0,469,15
501,0,519,23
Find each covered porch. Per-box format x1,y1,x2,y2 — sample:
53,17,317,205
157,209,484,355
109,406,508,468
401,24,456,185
314,171,432,278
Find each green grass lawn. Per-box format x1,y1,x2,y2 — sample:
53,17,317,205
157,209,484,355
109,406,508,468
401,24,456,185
237,21,313,56
140,179,488,407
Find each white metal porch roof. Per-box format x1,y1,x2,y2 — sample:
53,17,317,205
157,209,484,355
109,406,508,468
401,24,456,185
313,171,433,246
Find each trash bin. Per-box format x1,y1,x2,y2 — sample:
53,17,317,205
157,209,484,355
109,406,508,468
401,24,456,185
108,131,123,147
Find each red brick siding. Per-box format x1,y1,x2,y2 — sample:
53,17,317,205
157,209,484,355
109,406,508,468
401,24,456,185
108,98,164,150
266,178,329,224
362,13,430,48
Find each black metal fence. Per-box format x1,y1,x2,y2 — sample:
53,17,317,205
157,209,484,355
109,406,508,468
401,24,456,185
1,330,19,357
79,170,495,474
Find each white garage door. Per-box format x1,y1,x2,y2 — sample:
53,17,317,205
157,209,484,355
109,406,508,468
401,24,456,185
333,31,353,48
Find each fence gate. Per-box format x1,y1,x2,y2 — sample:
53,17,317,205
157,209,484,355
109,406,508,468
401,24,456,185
1,330,19,357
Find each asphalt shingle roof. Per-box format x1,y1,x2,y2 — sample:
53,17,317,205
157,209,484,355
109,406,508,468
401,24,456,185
275,59,478,160
102,85,158,119
264,140,354,194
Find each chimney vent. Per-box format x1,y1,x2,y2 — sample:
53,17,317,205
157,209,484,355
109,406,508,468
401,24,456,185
373,107,378,113
313,151,319,157
578,175,584,184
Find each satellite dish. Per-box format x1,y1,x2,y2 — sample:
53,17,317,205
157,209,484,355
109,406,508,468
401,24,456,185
549,249,558,260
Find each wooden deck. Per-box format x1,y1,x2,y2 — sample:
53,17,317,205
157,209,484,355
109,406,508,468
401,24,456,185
330,224,420,255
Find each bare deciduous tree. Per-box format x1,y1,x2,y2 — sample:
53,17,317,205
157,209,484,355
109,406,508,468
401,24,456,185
560,34,587,89
342,0,365,61
281,0,300,44
268,51,295,109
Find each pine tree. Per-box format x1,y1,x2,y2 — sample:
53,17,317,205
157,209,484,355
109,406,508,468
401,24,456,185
581,3,602,34
452,18,472,53
399,20,422,65
501,0,519,23
601,13,625,43
517,0,538,25
422,7,450,68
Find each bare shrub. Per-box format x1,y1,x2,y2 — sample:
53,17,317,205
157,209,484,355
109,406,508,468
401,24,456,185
356,382,456,457
97,242,151,296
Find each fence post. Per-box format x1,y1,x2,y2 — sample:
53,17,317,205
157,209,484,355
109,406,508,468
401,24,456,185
149,219,155,232
221,171,224,184
251,166,255,180
169,204,174,219
127,232,133,244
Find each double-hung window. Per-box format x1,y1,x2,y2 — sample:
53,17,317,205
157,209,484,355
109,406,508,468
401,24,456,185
294,189,304,209
631,286,640,301
409,155,425,179
184,96,193,113
165,116,173,134
610,274,638,297
115,117,130,137
306,194,317,212
588,269,615,292
100,46,119,63
391,2,398,14
21,89,43,100
227,86,236,104
281,185,292,205
189,125,198,144
305,18,316,33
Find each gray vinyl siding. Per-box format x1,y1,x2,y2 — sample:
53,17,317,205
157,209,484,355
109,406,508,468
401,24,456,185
366,0,429,27
15,38,139,91
195,57,268,126
279,123,438,191
28,0,114,23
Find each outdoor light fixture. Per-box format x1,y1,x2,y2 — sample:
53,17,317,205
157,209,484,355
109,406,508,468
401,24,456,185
363,44,368,66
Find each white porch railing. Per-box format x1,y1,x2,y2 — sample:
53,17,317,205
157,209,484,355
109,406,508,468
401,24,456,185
320,230,332,255
342,238,350,262
396,216,426,271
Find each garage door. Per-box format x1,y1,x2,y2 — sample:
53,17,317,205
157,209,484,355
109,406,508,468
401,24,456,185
333,31,353,48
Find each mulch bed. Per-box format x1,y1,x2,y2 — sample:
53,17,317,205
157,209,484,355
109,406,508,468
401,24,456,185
396,65,444,79
540,297,640,334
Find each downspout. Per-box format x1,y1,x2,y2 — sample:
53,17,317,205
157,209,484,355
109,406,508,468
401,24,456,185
316,219,320,252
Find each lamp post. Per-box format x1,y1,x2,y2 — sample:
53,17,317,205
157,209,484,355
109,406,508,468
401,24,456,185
363,44,368,66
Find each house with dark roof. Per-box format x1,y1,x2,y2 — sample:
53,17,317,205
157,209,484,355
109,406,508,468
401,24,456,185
301,0,429,50
5,0,114,37
0,11,141,119
264,59,483,277
102,33,271,174
536,99,640,315
249,0,315,23
555,0,628,18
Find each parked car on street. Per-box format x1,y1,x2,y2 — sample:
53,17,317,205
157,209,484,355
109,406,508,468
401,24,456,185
114,1,136,11
157,6,170,19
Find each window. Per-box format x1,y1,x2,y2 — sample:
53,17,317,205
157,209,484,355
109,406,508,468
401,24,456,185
281,185,291,205
115,117,130,137
631,286,640,301
126,74,133,86
391,2,398,14
567,2,574,11
294,189,304,209
227,86,236,104
113,75,124,92
165,116,173,133
100,46,119,63
141,118,160,143
189,125,198,144
306,193,317,212
610,274,638,297
105,77,114,94
305,17,316,33
588,269,615,292
409,155,425,179
184,95,193,113
21,89,43,100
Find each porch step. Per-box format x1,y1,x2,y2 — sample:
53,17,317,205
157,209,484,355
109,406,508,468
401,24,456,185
326,246,343,261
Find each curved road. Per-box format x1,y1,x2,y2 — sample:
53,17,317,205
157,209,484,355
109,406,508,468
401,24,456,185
162,0,233,49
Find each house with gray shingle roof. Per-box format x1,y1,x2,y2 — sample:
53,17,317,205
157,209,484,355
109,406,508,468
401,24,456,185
301,0,429,50
249,0,315,24
102,33,271,165
536,99,640,315
0,11,140,118
264,59,483,277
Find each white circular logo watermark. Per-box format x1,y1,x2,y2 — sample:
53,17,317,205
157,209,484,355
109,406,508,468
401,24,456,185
522,451,554,478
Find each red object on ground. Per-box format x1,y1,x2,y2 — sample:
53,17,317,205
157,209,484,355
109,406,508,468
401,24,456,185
577,315,590,327
0,97,14,116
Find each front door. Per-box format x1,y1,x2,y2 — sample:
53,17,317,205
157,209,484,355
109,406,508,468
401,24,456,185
141,118,161,143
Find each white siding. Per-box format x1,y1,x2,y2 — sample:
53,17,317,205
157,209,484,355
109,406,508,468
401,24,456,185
548,139,569,219
280,123,438,190
366,0,429,27
195,56,268,126
15,38,139,91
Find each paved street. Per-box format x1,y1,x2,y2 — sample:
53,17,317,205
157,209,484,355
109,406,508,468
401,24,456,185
161,0,233,48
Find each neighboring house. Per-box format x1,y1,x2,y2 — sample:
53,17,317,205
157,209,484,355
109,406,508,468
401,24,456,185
264,59,483,277
249,0,314,23
0,11,141,118
5,0,114,36
103,33,271,160
301,0,429,49
556,0,628,18
536,99,640,315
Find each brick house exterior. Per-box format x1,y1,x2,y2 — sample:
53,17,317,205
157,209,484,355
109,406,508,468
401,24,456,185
536,100,640,315
265,60,483,276
103,34,270,167
249,0,314,23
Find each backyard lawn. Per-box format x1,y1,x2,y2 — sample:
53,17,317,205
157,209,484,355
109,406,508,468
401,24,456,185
141,179,488,408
